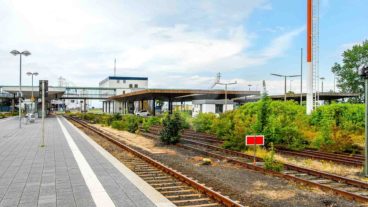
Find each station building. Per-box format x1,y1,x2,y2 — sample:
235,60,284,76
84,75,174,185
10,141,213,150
99,76,148,113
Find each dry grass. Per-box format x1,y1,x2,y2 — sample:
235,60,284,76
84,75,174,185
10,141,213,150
244,147,368,182
275,154,368,182
92,124,176,154
243,146,269,159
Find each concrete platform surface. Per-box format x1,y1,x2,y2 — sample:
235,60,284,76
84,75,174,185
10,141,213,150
0,116,174,207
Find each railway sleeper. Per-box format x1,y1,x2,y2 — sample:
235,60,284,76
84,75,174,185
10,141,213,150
146,179,176,184
166,193,203,199
150,182,183,187
160,189,195,195
172,198,213,206
143,176,172,181
156,185,189,191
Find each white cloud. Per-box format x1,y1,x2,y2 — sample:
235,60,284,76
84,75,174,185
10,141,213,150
0,0,304,91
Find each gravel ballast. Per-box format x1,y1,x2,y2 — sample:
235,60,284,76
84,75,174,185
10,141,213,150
74,122,361,207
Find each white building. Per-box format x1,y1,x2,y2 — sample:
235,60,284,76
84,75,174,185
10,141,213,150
100,76,148,113
192,99,235,117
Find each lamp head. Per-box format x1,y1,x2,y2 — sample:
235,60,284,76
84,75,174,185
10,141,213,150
10,50,20,56
26,72,32,76
359,64,368,79
34,72,39,76
21,51,31,56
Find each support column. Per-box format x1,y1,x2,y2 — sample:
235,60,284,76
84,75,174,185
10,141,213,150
168,98,173,114
125,101,128,114
141,100,144,110
108,101,111,114
112,101,115,114
11,96,15,112
84,98,87,113
152,99,156,116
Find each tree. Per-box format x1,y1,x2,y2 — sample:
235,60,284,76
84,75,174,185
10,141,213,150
331,40,368,102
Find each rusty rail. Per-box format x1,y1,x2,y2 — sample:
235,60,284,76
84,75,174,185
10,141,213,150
66,116,243,207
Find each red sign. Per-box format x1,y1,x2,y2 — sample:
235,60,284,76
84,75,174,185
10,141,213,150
246,135,265,145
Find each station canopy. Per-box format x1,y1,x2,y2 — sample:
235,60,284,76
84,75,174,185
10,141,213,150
109,88,260,102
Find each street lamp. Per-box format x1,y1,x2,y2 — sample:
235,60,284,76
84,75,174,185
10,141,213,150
359,64,368,177
27,72,39,112
10,50,31,128
248,84,252,91
213,73,237,112
271,73,301,101
320,77,325,93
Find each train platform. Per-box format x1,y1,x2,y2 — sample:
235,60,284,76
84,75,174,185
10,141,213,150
0,116,174,207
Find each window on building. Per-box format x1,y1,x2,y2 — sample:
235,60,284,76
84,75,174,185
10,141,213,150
134,84,138,88
129,84,133,88
117,80,120,83
215,104,223,114
123,80,126,84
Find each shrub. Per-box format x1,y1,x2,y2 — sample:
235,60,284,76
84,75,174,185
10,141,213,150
178,111,191,129
310,103,363,152
142,116,161,132
264,143,283,172
111,120,125,130
123,115,141,133
192,113,217,133
160,112,184,144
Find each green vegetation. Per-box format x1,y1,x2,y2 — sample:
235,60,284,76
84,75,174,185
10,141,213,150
191,97,364,153
142,116,161,132
310,103,364,152
160,112,185,144
264,143,284,172
331,40,368,102
192,113,216,133
0,112,20,119
71,99,365,154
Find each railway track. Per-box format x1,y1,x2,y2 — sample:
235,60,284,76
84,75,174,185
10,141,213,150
65,116,243,207
151,126,364,167
141,125,368,203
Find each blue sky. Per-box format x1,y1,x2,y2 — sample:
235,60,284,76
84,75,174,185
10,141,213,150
0,0,367,94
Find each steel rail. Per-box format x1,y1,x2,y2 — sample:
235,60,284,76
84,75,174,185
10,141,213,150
66,116,243,207
142,129,368,203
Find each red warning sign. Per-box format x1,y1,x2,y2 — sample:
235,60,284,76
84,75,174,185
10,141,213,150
245,135,264,145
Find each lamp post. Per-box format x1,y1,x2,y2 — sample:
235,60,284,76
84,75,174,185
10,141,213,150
271,73,301,101
213,74,237,112
248,84,252,91
359,64,368,177
26,72,39,112
289,80,293,92
320,77,325,93
10,50,31,128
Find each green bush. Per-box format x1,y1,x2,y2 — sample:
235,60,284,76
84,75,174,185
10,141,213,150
142,116,161,132
310,103,363,152
215,99,307,151
192,113,217,133
160,112,184,144
178,111,191,129
111,120,125,130
123,115,141,133
264,143,283,172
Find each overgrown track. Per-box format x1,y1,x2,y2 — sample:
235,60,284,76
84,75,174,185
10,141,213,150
65,116,243,207
141,126,368,203
276,148,363,167
154,126,364,167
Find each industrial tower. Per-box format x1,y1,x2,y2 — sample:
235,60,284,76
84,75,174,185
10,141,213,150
306,0,320,114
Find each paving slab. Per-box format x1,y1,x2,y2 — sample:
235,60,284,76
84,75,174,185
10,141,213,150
0,116,174,207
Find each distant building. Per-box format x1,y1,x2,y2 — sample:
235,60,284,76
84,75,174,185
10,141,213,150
192,100,235,117
100,76,148,113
